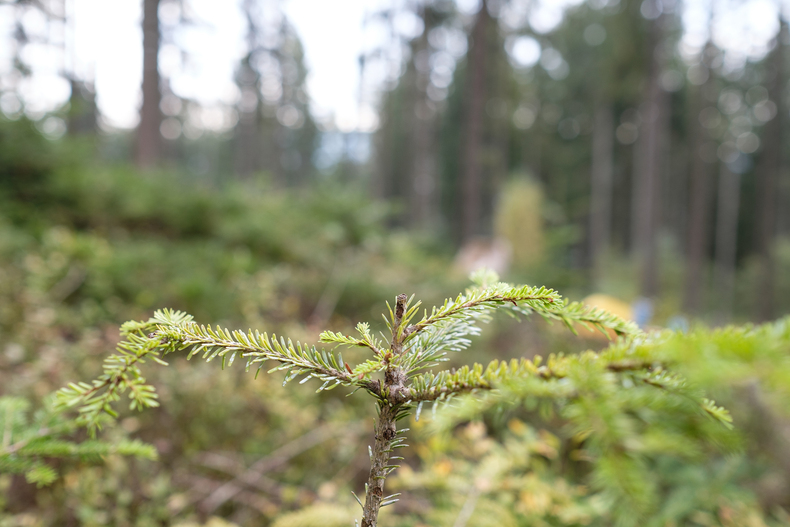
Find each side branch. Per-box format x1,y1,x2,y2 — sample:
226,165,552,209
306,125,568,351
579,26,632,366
408,353,730,427
404,286,560,340
516,301,640,337
159,321,358,386
409,357,666,403
319,330,383,355
56,309,379,432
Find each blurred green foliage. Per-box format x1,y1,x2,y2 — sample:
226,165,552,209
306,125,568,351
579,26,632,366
0,119,457,525
403,320,790,526
1,120,790,526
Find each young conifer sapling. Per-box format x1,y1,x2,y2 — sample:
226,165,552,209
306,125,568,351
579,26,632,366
53,272,732,526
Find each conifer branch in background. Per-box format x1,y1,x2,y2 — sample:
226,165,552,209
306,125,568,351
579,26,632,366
0,396,156,486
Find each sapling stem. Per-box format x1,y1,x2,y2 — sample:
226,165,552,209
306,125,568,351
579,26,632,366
361,402,400,527
362,293,409,526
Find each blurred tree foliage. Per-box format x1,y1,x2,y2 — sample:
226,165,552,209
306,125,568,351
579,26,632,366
5,0,790,320
372,0,790,322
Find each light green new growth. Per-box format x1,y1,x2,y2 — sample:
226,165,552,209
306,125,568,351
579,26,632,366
47,273,731,526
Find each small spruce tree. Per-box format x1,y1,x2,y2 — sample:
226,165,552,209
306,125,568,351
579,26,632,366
10,272,731,526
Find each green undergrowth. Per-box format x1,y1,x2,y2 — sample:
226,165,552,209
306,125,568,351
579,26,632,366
1,122,790,525
0,134,462,525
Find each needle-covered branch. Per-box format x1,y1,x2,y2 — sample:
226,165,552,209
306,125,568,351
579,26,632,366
55,309,379,432
319,322,385,356
397,277,639,376
408,352,731,429
402,281,639,342
402,284,561,340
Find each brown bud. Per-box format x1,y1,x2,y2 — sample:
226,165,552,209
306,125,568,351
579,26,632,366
395,293,407,319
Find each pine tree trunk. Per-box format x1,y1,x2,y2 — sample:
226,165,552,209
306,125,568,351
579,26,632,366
589,102,615,286
235,91,261,177
136,0,162,169
235,0,262,178
714,164,740,320
407,7,437,229
631,12,668,298
754,20,785,322
682,54,714,314
460,0,490,242
67,78,97,136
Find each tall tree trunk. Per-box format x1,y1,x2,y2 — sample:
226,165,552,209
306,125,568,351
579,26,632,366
235,0,262,178
754,20,786,322
460,0,490,242
67,77,97,136
589,102,615,287
714,164,740,321
631,10,669,297
682,48,715,314
235,83,261,177
407,7,437,229
136,0,162,169
410,110,437,227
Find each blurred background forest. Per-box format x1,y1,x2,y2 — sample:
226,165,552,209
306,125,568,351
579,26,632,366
2,0,790,525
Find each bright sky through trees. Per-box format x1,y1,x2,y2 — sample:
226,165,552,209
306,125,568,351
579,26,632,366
0,0,784,132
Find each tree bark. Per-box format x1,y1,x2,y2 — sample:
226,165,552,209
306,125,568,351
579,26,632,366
360,402,399,527
631,10,669,298
407,6,438,229
136,0,162,169
589,102,615,286
714,164,740,321
67,78,97,136
235,0,262,177
753,20,786,322
460,0,490,242
682,48,715,314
